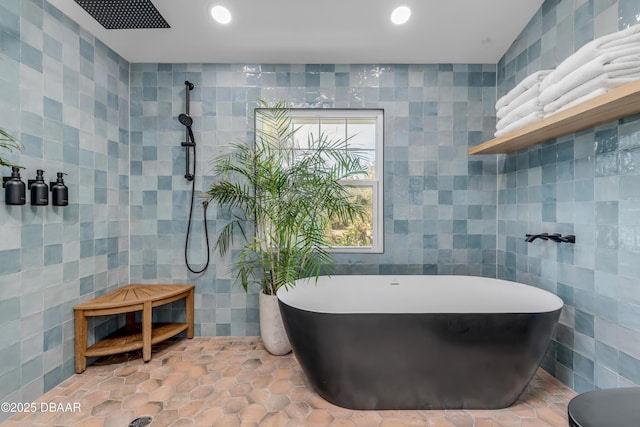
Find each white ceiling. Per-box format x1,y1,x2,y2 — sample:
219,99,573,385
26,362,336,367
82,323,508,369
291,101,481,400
48,0,544,64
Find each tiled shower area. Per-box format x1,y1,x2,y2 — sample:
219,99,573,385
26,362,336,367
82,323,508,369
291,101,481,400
1,0,640,425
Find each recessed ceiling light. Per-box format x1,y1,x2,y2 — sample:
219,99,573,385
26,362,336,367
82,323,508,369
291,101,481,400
391,6,411,25
211,5,232,24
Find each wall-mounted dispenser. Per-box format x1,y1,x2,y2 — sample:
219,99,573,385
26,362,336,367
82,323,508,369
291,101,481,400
50,172,68,206
2,166,26,205
28,169,49,205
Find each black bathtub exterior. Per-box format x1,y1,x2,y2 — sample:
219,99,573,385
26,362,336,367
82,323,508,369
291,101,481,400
279,301,561,410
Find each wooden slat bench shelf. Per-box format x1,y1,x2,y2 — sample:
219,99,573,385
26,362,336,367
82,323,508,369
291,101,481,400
73,284,195,373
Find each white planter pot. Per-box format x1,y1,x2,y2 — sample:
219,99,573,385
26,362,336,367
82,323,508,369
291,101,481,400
259,291,292,355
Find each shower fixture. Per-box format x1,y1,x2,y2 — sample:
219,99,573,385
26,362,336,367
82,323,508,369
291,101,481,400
178,113,195,147
179,81,210,274
524,233,575,243
73,0,170,29
179,81,196,181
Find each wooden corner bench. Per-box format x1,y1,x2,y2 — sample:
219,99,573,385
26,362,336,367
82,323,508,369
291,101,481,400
73,284,195,373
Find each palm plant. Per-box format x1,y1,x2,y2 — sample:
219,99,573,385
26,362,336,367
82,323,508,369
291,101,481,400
206,101,368,296
0,129,21,169
1,45,22,168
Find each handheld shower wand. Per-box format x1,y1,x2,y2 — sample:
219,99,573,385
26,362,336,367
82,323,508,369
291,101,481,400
178,113,195,145
179,80,210,274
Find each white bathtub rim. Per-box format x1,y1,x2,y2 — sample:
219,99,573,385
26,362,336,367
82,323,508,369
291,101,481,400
278,275,564,315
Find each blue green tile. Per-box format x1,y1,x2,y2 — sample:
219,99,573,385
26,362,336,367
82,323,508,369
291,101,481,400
575,310,595,338
0,250,21,274
620,352,640,384
618,0,640,28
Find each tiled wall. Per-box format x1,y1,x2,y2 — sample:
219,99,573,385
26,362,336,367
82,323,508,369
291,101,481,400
497,0,640,391
129,63,499,336
0,0,129,419
10,0,637,412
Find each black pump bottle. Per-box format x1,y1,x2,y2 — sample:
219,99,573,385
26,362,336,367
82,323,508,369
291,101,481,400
51,172,68,206
4,166,26,205
30,169,49,205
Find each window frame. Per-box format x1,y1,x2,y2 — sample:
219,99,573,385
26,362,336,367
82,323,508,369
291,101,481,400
286,108,384,254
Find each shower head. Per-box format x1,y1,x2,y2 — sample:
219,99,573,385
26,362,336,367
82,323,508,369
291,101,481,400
73,0,170,29
178,113,195,144
178,113,193,127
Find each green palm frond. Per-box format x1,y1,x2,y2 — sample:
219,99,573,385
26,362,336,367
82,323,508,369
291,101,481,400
0,129,22,169
206,100,368,295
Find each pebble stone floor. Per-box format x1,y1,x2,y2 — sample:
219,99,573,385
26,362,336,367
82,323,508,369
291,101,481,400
2,337,575,426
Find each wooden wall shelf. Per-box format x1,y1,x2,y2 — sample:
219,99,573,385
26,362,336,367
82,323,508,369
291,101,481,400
469,79,640,155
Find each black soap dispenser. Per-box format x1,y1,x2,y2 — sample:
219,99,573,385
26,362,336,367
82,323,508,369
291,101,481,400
3,166,26,205
29,169,49,205
50,172,68,206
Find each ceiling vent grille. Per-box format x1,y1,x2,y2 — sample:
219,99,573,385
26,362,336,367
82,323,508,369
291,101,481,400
73,0,170,29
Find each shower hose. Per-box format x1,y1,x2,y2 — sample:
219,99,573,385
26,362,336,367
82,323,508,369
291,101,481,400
184,139,211,274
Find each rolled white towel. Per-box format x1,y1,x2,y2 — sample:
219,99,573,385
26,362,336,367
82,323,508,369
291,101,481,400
539,47,640,104
543,75,638,114
540,23,640,91
496,82,541,119
496,97,542,130
495,111,545,137
495,70,551,111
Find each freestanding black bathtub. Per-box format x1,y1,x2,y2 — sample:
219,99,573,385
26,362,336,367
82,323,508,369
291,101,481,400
278,275,563,410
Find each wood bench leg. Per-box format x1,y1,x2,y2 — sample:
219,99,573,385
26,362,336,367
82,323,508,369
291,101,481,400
142,301,152,362
186,288,194,339
74,310,87,373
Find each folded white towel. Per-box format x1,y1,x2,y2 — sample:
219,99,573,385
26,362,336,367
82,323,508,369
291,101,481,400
540,62,603,104
608,66,640,78
496,98,542,130
543,75,637,114
541,46,599,92
495,70,551,110
596,23,640,45
539,47,640,104
544,88,608,118
611,53,640,64
496,82,541,119
540,24,640,91
600,24,640,50
605,43,640,57
495,111,544,137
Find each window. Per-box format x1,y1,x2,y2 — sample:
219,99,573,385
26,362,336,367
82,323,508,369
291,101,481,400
289,109,384,253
